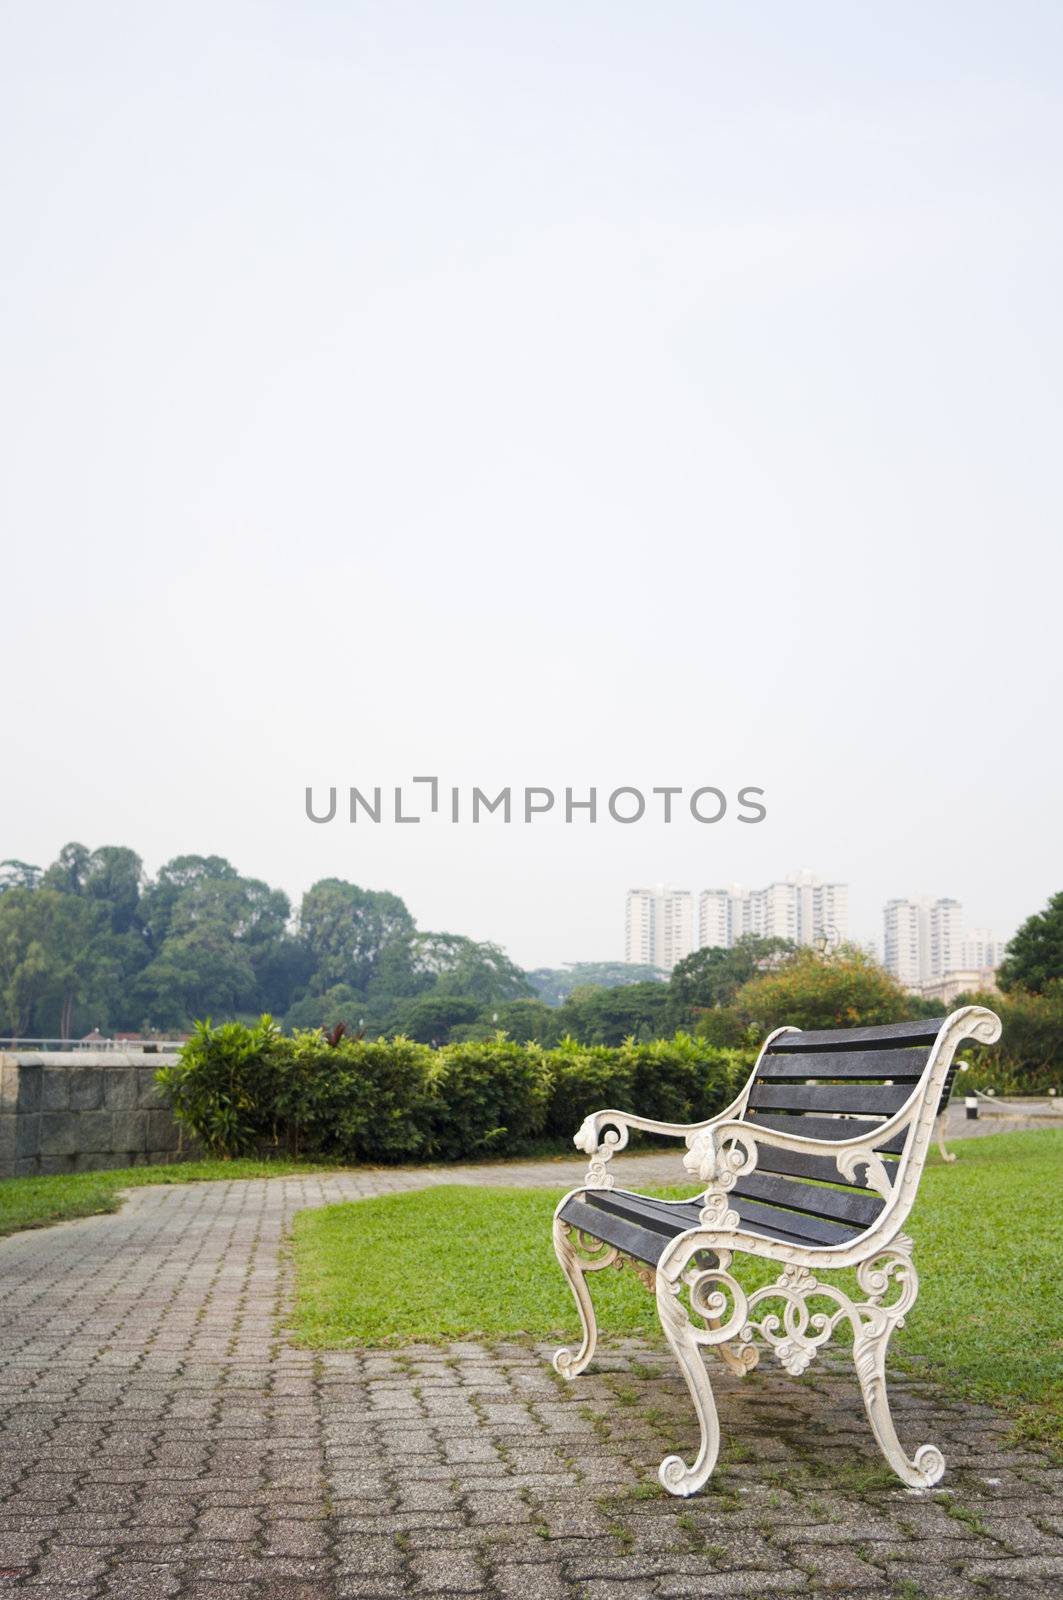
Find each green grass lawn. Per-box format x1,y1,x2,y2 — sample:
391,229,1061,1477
291,1128,1063,1449
0,1158,327,1238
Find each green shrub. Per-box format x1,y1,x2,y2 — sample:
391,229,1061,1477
427,1036,552,1159
155,1014,286,1157
277,1033,435,1162
544,1037,636,1138
155,1021,753,1165
613,1034,750,1127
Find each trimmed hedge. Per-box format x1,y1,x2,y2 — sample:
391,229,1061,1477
156,1019,752,1164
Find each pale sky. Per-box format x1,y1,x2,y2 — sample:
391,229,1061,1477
2,2,1061,968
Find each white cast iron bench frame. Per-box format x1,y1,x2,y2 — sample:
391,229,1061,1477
550,1005,1002,1497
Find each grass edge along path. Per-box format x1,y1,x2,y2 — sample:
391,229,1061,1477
0,1158,331,1238
290,1127,1063,1452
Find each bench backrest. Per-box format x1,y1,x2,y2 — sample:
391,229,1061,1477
722,1009,999,1246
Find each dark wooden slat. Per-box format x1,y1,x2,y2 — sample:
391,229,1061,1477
770,1018,946,1053
730,1171,884,1228
588,1190,700,1236
558,1196,675,1265
757,1048,930,1082
561,1185,866,1257
731,1197,858,1246
747,1111,907,1154
754,1140,898,1189
569,1190,860,1253
589,1178,883,1233
748,1082,913,1115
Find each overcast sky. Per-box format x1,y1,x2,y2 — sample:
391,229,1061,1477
2,2,1061,969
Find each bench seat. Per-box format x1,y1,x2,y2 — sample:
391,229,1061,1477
559,1184,867,1263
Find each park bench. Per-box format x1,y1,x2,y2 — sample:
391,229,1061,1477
551,1005,1002,1496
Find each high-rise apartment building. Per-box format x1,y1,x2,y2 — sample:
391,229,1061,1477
625,888,658,967
624,885,694,971
698,886,738,949
882,898,1005,988
883,898,931,989
929,898,964,981
696,871,849,951
963,928,1008,969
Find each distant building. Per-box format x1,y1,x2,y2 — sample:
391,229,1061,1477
963,928,1008,969
883,897,1006,992
698,885,741,949
697,871,848,952
917,968,1000,1006
930,898,964,983
883,898,931,990
625,885,695,971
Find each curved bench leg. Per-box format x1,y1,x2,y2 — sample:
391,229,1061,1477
935,1113,957,1163
552,1213,613,1379
656,1274,721,1496
854,1318,945,1489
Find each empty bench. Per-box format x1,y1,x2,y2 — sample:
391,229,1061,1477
550,1006,1002,1496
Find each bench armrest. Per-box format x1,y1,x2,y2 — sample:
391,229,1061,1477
573,1097,747,1187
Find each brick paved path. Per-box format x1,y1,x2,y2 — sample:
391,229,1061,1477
1,1153,1060,1599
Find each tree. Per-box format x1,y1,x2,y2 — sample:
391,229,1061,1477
0,888,114,1037
555,982,673,1046
997,891,1063,994
41,841,91,896
298,879,415,992
445,998,561,1047
487,998,560,1044
131,925,258,1030
366,932,533,1005
732,946,909,1033
389,994,481,1045
526,963,666,1005
139,855,240,950
0,889,51,1034
134,873,301,1026
42,894,116,1039
84,847,145,934
284,983,367,1034
670,936,794,1012
0,860,42,893
425,938,533,1004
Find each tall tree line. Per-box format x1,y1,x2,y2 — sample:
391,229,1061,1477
0,846,530,1039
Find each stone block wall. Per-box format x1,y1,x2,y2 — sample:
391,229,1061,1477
0,1051,195,1179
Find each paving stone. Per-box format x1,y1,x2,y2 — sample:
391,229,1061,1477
966,1552,1063,1580
408,1548,486,1592
655,1573,810,1597
489,1561,573,1599
785,1541,886,1588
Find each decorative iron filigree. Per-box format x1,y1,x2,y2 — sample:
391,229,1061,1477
654,1233,944,1494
